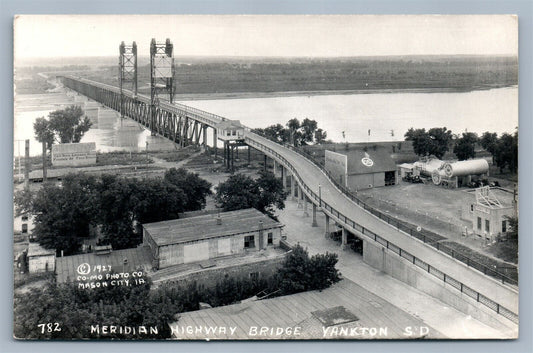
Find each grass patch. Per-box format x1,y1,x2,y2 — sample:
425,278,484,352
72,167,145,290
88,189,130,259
151,147,199,162
487,240,518,264
441,240,517,282
96,151,153,166
14,271,55,289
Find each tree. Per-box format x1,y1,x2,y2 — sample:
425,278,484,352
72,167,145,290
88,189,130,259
96,174,138,249
18,170,213,254
480,132,498,163
277,245,340,295
214,173,258,212
427,127,452,159
33,105,93,149
33,117,55,150
215,170,287,219
132,178,187,227
286,118,303,146
29,173,99,255
404,127,452,159
300,118,318,145
453,132,478,160
314,128,327,144
14,278,176,339
164,168,212,211
254,170,288,218
49,105,92,143
494,131,518,173
404,128,430,157
504,215,518,241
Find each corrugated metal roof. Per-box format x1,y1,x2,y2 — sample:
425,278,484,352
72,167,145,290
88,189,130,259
215,120,242,129
170,279,443,340
55,246,153,283
143,208,283,246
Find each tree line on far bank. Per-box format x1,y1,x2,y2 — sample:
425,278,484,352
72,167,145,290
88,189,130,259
404,127,518,173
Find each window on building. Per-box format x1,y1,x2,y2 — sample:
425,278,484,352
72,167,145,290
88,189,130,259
267,232,273,245
470,204,474,212
244,235,255,248
502,220,507,233
21,215,28,221
21,223,28,234
485,219,490,233
477,217,482,230
232,130,236,136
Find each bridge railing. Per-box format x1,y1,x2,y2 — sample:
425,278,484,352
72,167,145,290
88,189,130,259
289,147,518,287
245,133,518,324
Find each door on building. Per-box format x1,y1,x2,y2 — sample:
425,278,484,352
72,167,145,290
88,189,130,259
183,242,210,264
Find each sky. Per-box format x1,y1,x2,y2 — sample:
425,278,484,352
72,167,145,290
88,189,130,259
13,15,518,59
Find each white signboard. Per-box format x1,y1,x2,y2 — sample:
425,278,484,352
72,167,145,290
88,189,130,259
325,150,348,186
51,142,96,167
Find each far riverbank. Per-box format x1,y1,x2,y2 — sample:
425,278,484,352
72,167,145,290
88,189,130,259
174,84,517,101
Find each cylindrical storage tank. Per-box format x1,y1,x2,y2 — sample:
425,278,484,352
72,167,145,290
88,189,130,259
442,159,489,177
414,159,445,177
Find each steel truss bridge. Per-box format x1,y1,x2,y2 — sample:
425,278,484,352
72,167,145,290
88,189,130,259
60,75,518,324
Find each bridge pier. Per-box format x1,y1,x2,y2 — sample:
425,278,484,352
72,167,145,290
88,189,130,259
202,124,207,150
290,174,295,201
297,186,303,208
311,203,318,227
247,146,251,165
325,214,330,238
264,154,267,171
303,194,309,217
341,227,348,250
213,128,218,158
281,166,287,190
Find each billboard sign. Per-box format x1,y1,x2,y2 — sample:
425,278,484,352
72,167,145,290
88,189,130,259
325,150,348,186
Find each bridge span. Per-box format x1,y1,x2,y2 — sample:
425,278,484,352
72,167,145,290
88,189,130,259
60,75,518,325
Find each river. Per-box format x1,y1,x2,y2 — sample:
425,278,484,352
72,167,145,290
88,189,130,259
180,86,518,143
14,86,518,157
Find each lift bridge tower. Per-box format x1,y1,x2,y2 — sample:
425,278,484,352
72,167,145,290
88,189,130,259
150,38,175,135
119,41,138,119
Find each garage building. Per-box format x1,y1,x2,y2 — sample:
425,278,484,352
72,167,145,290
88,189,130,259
142,208,283,269
325,148,397,191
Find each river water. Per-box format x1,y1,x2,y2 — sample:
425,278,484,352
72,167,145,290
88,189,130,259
14,86,518,157
14,91,177,157
181,87,518,143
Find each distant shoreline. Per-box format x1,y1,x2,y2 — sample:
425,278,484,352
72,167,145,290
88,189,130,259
174,85,517,102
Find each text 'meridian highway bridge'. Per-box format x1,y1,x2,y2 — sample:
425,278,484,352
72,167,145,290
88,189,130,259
60,75,518,325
